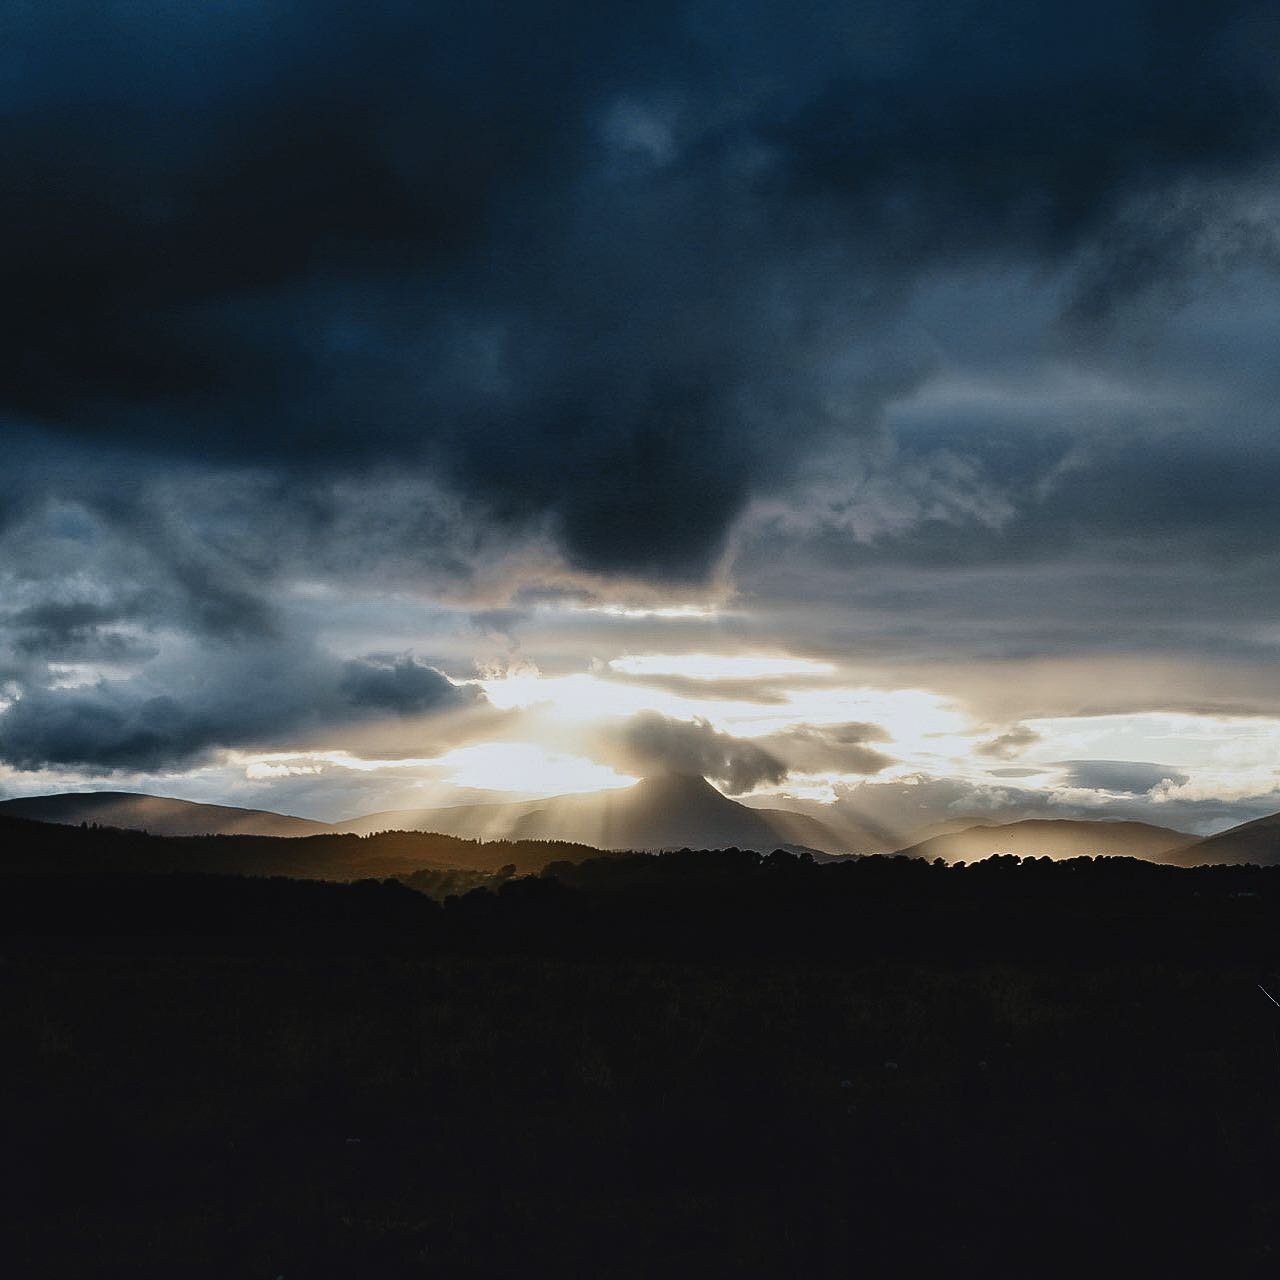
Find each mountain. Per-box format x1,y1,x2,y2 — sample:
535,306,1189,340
738,794,899,854
896,815,999,846
893,818,1194,863
1162,810,1280,866
0,792,333,838
0,776,851,856
336,774,851,855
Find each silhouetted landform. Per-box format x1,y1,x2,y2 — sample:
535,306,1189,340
1163,810,1280,866
893,817,1194,863
0,813,606,882
334,772,850,854
4,822,1280,1275
2,775,850,853
3,813,1279,962
737,792,903,851
0,790,333,837
894,813,1008,844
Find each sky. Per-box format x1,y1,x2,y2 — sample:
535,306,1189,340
3,0,1280,842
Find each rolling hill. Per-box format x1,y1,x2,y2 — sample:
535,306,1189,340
0,775,850,856
0,811,606,881
893,817,1194,863
0,791,333,838
1161,810,1280,866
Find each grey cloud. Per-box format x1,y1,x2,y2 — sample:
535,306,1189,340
8,600,161,666
760,722,895,776
596,669,794,705
4,0,1276,584
3,0,1280,800
977,725,1043,759
0,638,485,773
340,654,479,716
595,711,788,794
1059,760,1191,794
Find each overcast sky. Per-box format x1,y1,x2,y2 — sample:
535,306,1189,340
3,0,1280,838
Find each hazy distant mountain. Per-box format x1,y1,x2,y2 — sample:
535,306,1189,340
893,818,1194,863
0,792,333,838
1162,811,1280,866
337,774,850,855
895,815,999,846
738,795,898,854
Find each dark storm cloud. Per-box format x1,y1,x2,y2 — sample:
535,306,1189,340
0,640,484,772
5,0,1277,582
7,600,160,665
597,712,788,794
340,654,480,716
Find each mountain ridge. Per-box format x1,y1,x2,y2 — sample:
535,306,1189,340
335,773,851,855
0,791,333,838
0,775,851,855
1161,811,1280,866
893,817,1195,864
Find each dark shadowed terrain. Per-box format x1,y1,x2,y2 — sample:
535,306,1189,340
1,816,1279,1277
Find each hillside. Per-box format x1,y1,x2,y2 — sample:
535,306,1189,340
0,813,608,881
1,776,849,855
893,817,1193,863
1162,810,1280,866
0,791,333,838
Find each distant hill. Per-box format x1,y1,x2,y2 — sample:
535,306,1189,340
0,812,607,880
0,776,848,855
335,773,850,855
896,815,999,846
893,818,1194,863
0,791,333,838
1162,811,1280,866
738,794,898,854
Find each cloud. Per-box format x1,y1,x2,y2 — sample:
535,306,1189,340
759,722,894,776
4,0,1276,586
0,638,485,772
3,0,1280,809
595,669,795,705
8,600,160,666
977,725,1043,759
1058,760,1191,795
594,712,788,794
340,654,479,716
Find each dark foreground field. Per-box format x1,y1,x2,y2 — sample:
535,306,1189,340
2,847,1279,1276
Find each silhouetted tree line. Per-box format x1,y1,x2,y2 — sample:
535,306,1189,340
5,822,1279,1278
2,816,1277,965
0,813,605,879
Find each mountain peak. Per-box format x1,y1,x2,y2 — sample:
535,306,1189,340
631,773,729,803
636,771,717,788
